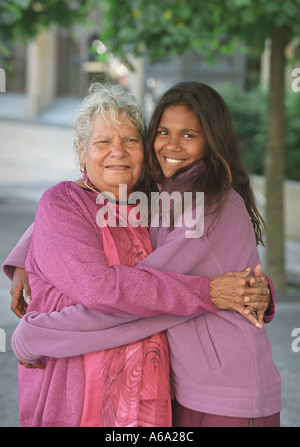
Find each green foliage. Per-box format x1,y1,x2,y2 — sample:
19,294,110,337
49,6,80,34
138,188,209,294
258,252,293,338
0,0,99,42
222,87,267,176
99,0,300,64
99,1,240,64
223,87,300,181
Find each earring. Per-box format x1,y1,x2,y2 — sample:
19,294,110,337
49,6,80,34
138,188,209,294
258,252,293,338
79,164,87,174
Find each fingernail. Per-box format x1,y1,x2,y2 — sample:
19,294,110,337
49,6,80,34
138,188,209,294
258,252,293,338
256,322,263,329
244,296,250,302
25,296,31,304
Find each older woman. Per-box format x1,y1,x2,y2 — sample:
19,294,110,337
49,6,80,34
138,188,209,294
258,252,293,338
4,83,273,427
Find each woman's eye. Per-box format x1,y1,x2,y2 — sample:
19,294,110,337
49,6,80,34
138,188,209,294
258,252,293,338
125,138,139,144
184,133,194,138
158,130,168,136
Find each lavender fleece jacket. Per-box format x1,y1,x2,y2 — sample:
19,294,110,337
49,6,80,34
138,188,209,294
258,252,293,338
4,181,281,422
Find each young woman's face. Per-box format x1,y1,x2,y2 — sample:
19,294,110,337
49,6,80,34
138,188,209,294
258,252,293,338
154,104,206,178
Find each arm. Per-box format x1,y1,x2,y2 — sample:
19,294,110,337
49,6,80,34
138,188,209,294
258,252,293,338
2,223,33,280
4,185,272,319
12,305,193,364
2,224,34,317
11,185,272,364
27,182,216,317
140,217,271,327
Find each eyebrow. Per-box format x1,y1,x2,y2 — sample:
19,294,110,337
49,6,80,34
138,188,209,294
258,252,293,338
158,125,202,134
93,135,110,140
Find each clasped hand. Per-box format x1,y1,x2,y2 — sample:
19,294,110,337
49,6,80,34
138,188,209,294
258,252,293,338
209,264,271,328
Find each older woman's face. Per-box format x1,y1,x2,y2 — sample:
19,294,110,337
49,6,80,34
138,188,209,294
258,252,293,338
80,113,144,200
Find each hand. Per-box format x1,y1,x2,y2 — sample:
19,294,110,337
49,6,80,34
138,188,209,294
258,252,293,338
209,266,270,328
18,359,45,369
244,264,271,328
10,267,31,318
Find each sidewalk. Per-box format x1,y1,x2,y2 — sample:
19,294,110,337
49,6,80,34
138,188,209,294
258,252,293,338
0,109,299,426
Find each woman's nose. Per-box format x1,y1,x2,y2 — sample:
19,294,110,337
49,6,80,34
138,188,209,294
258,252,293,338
166,135,180,151
110,139,127,157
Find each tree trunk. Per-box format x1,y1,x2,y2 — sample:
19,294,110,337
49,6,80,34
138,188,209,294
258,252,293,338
265,25,287,292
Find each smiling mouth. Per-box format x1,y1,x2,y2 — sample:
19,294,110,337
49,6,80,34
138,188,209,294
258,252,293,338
164,156,186,164
106,165,130,170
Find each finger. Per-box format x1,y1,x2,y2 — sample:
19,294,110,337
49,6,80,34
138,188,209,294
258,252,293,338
230,268,252,278
10,281,26,318
32,361,45,369
243,286,270,297
246,302,267,311
244,297,269,309
11,295,26,318
235,305,262,328
224,268,252,279
249,275,268,287
18,360,44,369
11,293,28,318
256,309,265,327
249,276,263,286
253,264,262,276
23,282,31,305
21,362,33,369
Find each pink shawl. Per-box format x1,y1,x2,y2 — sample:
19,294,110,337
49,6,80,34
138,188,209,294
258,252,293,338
80,201,172,427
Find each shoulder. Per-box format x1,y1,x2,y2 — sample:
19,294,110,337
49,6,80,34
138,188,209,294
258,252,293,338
36,181,97,219
226,187,244,205
204,187,251,235
221,187,252,226
41,180,82,199
39,181,94,205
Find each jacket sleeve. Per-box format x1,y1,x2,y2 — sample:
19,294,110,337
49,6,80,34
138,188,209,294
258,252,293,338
11,305,193,363
1,224,34,280
139,209,275,323
27,182,216,317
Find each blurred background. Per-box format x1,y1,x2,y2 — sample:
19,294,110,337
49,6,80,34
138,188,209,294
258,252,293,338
0,0,299,427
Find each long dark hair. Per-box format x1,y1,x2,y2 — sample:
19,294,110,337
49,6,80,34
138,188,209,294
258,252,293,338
144,81,265,245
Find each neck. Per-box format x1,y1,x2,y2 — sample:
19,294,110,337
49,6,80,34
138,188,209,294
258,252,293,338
76,177,132,204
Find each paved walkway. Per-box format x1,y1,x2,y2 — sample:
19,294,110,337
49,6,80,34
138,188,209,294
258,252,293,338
0,104,299,426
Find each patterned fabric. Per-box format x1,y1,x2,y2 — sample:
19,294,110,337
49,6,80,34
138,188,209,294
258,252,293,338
80,200,172,427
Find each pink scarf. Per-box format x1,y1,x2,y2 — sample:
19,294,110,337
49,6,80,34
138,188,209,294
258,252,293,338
80,196,172,427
